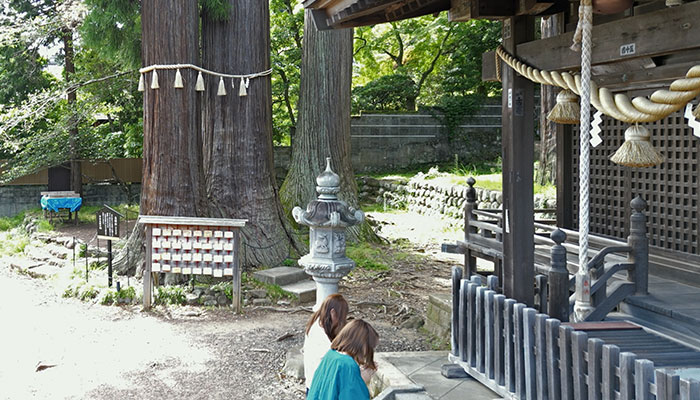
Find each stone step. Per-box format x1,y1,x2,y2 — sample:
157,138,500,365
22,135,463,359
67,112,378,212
6,257,59,278
253,266,309,286
281,280,316,303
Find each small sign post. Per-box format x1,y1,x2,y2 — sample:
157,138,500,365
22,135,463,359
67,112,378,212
97,205,122,287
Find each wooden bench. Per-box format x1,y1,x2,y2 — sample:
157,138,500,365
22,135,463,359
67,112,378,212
40,191,82,224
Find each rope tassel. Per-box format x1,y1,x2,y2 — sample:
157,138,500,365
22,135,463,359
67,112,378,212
195,72,205,92
610,124,664,167
137,74,144,92
547,89,580,124
217,77,226,96
239,77,249,96
174,69,184,88
150,70,159,89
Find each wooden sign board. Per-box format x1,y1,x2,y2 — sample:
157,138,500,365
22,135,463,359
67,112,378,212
97,206,122,240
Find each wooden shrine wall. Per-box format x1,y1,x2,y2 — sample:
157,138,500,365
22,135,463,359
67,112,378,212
570,109,699,256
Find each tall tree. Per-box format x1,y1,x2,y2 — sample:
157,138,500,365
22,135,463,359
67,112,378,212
281,11,374,241
202,0,301,266
537,14,561,185
140,0,205,217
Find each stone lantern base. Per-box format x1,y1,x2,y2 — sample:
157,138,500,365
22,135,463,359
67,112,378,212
299,255,355,310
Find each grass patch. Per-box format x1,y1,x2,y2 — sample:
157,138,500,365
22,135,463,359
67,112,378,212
0,233,30,255
346,242,390,271
240,273,296,302
78,204,139,224
0,212,26,231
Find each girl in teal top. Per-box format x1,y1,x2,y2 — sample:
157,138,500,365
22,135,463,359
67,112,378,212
307,319,379,400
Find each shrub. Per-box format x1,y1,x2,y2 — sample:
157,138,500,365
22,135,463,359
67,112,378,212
352,74,418,113
154,285,186,306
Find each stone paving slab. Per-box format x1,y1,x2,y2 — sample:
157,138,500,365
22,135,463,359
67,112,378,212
253,266,309,286
281,280,316,303
373,351,501,400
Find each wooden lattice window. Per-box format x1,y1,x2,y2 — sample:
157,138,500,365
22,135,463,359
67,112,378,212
571,109,699,255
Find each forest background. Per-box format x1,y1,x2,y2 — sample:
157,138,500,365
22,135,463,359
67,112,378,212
0,0,501,184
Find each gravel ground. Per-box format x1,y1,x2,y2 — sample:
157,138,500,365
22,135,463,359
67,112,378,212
0,209,459,399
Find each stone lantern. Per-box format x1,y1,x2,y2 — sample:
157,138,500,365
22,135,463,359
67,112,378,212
292,157,364,310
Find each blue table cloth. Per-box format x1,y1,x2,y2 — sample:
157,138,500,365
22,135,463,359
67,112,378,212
40,196,83,212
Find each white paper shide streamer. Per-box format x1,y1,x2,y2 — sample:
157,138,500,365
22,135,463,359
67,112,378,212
137,63,272,97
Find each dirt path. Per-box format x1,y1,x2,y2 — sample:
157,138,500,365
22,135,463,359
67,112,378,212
0,209,459,399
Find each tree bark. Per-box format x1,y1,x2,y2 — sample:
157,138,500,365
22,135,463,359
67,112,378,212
281,11,376,242
538,14,562,185
141,0,205,217
202,0,302,267
62,29,81,196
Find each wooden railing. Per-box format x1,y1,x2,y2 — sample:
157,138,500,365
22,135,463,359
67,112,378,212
443,178,650,322
450,271,700,400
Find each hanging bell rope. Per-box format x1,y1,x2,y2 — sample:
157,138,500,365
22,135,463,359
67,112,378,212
495,46,700,124
138,63,272,93
610,124,664,167
547,89,580,124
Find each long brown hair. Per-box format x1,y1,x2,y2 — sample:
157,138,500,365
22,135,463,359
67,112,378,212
331,319,379,369
305,294,349,341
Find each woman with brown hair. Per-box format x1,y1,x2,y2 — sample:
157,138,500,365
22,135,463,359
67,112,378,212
303,294,350,394
306,319,379,400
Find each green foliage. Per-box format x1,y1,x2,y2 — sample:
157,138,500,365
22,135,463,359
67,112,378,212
63,281,100,301
0,212,26,231
35,219,54,232
0,233,30,255
101,285,137,305
270,0,303,144
346,243,390,271
154,285,187,306
81,0,142,70
352,74,417,113
241,272,295,302
281,258,297,267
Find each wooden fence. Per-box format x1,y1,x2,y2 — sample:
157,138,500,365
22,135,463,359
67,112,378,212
450,269,700,400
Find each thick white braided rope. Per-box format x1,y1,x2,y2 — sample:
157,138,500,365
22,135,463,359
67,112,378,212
495,47,700,124
139,63,273,79
575,0,594,321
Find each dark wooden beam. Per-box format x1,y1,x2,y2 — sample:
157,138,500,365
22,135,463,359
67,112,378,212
594,60,700,90
501,16,535,306
516,1,700,72
556,124,573,229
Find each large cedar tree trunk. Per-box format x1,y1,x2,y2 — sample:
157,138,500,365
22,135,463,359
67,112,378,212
141,1,206,217
114,2,205,277
202,0,301,267
280,11,375,242
537,14,561,185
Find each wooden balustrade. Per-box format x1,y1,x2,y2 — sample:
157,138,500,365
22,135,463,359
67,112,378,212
450,271,700,400
444,178,651,323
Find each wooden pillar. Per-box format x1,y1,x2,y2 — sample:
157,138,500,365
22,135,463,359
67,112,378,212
556,124,574,229
501,16,535,306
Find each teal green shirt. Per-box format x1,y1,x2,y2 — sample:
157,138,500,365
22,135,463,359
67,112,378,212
307,350,369,400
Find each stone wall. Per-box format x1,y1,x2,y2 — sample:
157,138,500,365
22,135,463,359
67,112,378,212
0,183,140,217
358,175,556,226
349,106,501,172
